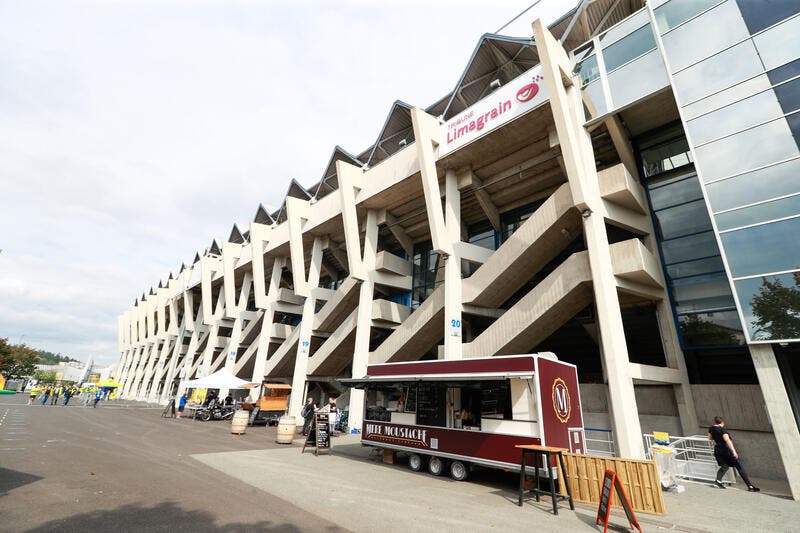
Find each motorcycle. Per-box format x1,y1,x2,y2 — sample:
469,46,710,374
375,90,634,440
197,400,236,422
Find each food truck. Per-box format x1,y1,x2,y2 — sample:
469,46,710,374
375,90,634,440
340,354,584,480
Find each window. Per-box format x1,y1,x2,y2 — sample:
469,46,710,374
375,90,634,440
575,54,600,87
640,137,693,178
654,199,713,240
678,311,745,346
705,158,800,211
686,89,784,145
715,194,800,230
602,24,657,71
654,0,721,33
582,79,608,119
736,0,800,34
673,40,763,104
768,57,800,85
721,216,800,277
752,13,800,70
411,241,442,307
734,271,800,340
683,74,772,120
606,50,669,109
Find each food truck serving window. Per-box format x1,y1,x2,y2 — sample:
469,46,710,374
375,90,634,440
365,382,417,422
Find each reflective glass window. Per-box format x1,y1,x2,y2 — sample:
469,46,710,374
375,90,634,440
661,231,719,264
654,0,720,33
667,256,726,279
661,0,750,72
683,74,772,119
753,14,800,71
649,173,703,210
706,158,800,211
678,311,745,346
673,40,763,104
767,57,800,85
599,9,651,46
721,216,800,277
606,50,669,109
654,199,713,240
602,24,657,71
572,41,595,62
641,138,694,178
695,117,800,182
774,77,800,114
734,271,800,341
686,89,784,145
715,194,800,230
582,79,608,119
576,54,600,87
736,0,800,34
672,277,738,313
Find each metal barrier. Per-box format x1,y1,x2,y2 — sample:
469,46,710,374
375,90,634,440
643,433,736,484
584,427,615,457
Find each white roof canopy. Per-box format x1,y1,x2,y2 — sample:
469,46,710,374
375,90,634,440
180,369,259,390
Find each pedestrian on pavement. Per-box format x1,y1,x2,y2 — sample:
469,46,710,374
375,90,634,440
708,416,760,492
40,386,51,405
82,387,92,407
301,397,316,436
63,387,73,406
28,384,40,405
177,391,189,419
93,389,102,408
50,385,61,405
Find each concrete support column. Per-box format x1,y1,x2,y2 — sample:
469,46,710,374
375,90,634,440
200,286,225,378
348,209,379,432
534,19,644,458
288,237,325,421
443,169,462,359
160,321,186,404
250,258,285,401
750,344,800,500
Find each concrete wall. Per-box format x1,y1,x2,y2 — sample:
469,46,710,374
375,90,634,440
579,383,785,481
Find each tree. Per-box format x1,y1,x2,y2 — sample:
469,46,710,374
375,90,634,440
680,314,741,346
750,272,800,340
0,338,39,381
33,369,58,383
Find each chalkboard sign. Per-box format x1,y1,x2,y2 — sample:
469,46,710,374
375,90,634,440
248,406,260,426
301,412,332,455
595,470,642,533
162,399,176,418
416,383,446,427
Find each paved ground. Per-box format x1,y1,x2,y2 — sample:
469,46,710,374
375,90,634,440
2,393,798,532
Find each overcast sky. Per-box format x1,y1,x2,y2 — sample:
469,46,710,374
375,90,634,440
0,0,569,366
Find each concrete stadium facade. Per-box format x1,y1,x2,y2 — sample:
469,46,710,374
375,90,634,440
113,1,800,497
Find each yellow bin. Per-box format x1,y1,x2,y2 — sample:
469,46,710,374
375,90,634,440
276,415,296,444
231,410,249,435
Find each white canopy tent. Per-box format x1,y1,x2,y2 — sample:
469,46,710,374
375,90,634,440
179,369,259,390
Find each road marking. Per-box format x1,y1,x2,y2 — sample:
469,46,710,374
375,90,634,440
0,447,26,451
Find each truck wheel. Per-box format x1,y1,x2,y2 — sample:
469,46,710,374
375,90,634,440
428,456,444,476
450,460,469,481
408,453,423,472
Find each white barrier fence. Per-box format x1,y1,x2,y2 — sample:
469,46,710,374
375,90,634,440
643,433,736,485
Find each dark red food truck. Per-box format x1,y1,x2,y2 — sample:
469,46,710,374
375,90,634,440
341,354,585,480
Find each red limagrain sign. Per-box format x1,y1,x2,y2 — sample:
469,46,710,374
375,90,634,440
439,65,548,157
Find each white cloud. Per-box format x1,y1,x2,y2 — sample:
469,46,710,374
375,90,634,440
0,0,569,364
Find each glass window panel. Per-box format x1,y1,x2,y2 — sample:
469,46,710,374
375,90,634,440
736,0,800,35
687,89,784,145
602,24,657,71
673,40,763,104
706,158,800,211
649,173,703,210
576,54,600,87
716,194,800,230
753,14,800,71
721,216,800,277
672,278,737,313
582,79,608,119
683,74,772,119
572,41,595,62
600,9,651,45
654,0,720,33
695,118,800,182
662,1,750,72
667,256,726,279
642,140,694,179
734,271,800,341
774,77,800,114
768,57,800,85
606,50,669,109
661,231,720,264
655,199,713,240
678,311,745,346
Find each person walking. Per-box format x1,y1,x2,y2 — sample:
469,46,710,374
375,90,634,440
93,388,102,408
301,398,316,436
50,384,61,405
63,386,73,406
177,391,190,419
28,384,40,405
708,416,760,492
40,386,51,406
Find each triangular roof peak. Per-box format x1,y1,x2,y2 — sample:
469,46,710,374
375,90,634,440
313,145,362,199
168,272,174,281
253,203,275,225
158,280,163,289
228,224,245,244
193,253,201,264
179,262,187,273
208,239,221,256
367,100,415,167
286,179,312,201
443,33,538,119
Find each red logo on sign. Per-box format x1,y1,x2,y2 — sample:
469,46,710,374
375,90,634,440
552,378,571,424
516,75,544,103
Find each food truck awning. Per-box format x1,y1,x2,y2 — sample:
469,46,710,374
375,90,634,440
339,371,536,388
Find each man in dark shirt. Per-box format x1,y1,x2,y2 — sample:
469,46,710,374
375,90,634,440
708,416,760,492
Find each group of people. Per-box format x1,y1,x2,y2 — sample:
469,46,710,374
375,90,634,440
301,396,337,436
175,390,235,419
27,384,105,408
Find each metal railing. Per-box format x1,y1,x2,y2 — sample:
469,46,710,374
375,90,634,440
643,433,736,485
585,427,615,457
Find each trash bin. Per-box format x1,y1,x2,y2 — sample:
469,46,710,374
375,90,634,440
276,415,296,444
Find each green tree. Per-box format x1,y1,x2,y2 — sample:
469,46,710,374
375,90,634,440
33,369,58,383
750,272,800,340
680,314,741,346
0,338,39,380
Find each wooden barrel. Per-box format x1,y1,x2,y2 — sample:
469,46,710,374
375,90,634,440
231,410,249,435
276,415,296,444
